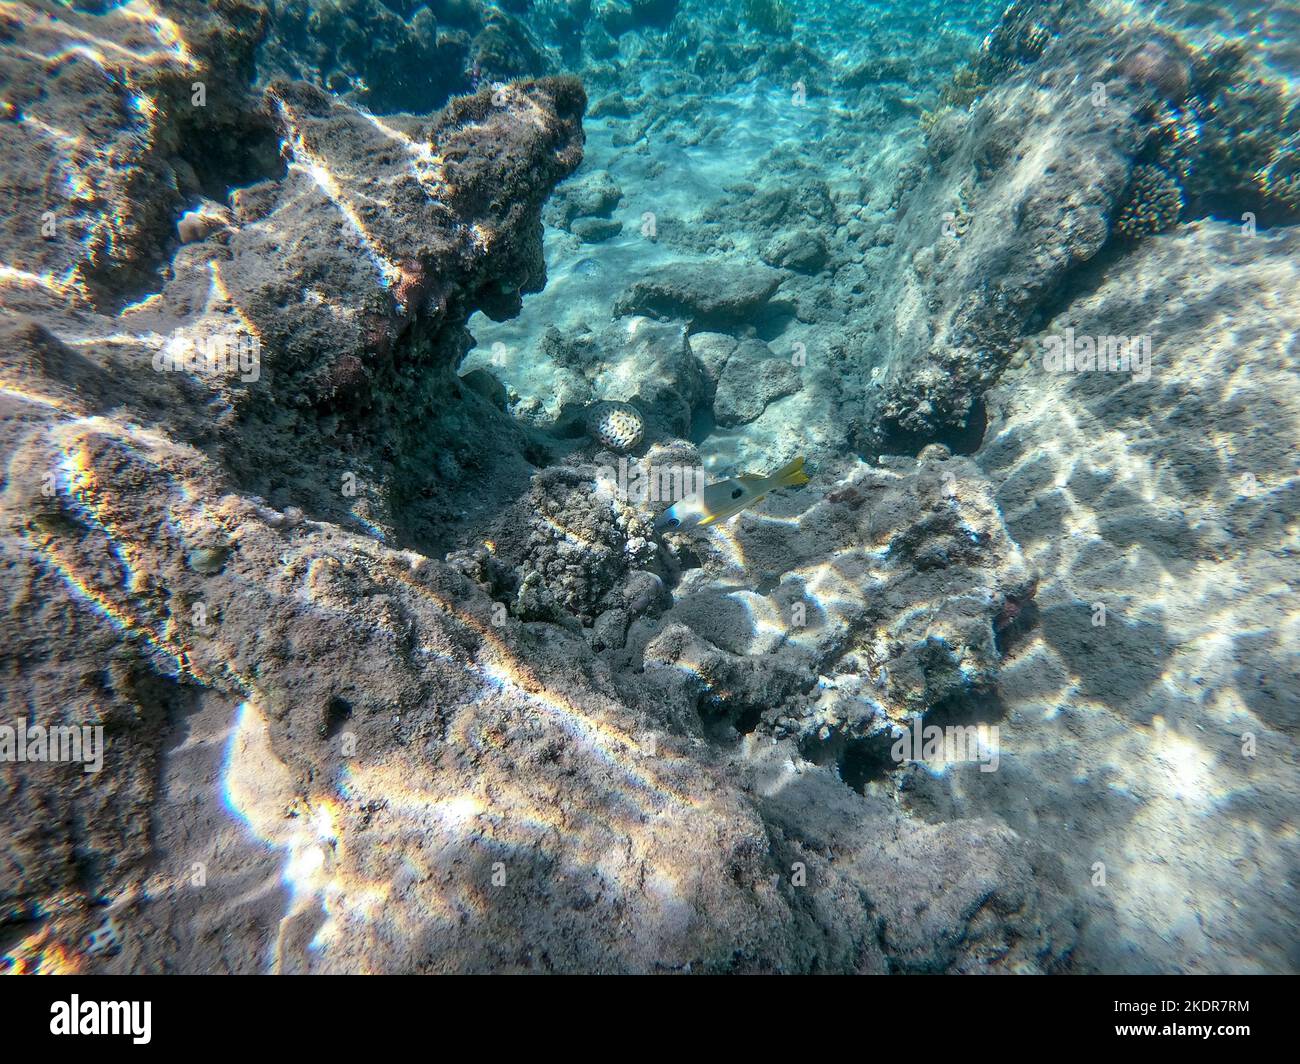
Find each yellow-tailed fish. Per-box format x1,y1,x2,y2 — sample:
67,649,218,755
655,456,809,532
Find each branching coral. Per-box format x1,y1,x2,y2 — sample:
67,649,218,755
1113,164,1183,239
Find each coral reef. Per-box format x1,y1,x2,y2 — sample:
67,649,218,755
636,452,1034,770
1113,164,1184,239
3,4,1073,974
456,0,1299,975
939,0,1059,109
2,0,1296,978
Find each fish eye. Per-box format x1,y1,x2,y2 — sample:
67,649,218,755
667,517,680,528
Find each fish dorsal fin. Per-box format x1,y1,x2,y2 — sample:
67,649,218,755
737,473,766,483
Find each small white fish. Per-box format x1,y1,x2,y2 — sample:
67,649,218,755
655,456,809,532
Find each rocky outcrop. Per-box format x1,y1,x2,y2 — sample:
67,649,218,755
0,2,595,967
256,0,550,115
950,220,1300,973
613,261,786,329
545,168,623,231
5,0,589,552
634,451,1035,774
10,0,1291,978
0,1,1077,976
0,0,277,308
859,0,1300,452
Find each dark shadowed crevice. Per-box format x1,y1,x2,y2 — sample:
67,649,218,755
173,110,287,204
876,394,988,458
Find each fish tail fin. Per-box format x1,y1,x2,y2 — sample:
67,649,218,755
772,456,809,489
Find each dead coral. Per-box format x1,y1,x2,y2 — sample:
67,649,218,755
453,465,659,625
